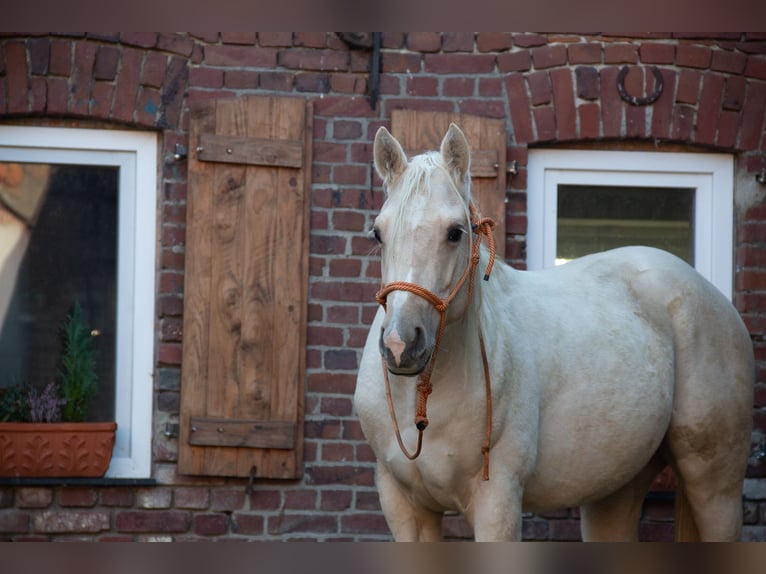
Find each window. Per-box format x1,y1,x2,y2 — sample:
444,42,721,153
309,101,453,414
0,126,157,478
527,149,734,300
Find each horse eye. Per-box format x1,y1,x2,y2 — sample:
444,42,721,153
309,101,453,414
446,226,464,243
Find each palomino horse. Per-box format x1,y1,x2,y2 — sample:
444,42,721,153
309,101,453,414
354,123,754,541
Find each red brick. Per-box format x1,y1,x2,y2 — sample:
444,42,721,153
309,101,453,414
604,43,638,64
329,259,362,277
331,209,365,230
157,33,194,57
695,74,724,145
532,45,566,69
712,49,747,74
158,342,182,365
49,40,71,76
551,68,576,140
141,51,167,87
257,71,293,91
741,83,766,149
233,513,265,535
723,76,746,111
676,69,701,104
268,513,337,535
423,53,496,74
279,48,348,72
639,43,675,64
341,513,389,535
514,33,547,48
221,32,255,45
575,66,599,100
330,73,365,94
6,42,28,113
459,98,506,118
443,32,475,52
17,488,52,509
68,41,97,115
380,52,419,75
479,77,503,97
194,514,229,536
333,164,368,185
59,488,97,507
746,55,766,81
211,489,246,512
321,491,352,512
527,71,551,105
189,67,223,88
33,511,110,533
578,103,600,139
30,77,46,113
407,32,442,52
677,44,712,68
406,76,438,96
626,104,646,139
113,48,141,123
94,45,119,81
717,109,740,148
506,75,534,143
136,86,160,126
0,511,29,533
497,51,531,72
600,67,622,138
550,519,582,541
205,45,277,67
28,37,49,74
258,32,292,47
294,32,328,48
568,43,601,64
671,104,695,141
476,32,511,52
444,77,475,97
89,80,112,118
115,511,191,533
99,488,134,507
533,106,556,142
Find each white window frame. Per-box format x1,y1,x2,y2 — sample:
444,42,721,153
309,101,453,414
527,149,735,300
0,126,157,478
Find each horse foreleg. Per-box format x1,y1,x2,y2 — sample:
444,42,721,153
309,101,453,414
467,475,524,541
376,463,442,541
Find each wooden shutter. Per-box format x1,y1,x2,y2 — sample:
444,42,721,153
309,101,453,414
391,110,507,259
178,96,312,479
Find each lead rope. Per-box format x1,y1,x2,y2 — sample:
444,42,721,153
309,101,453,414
378,204,496,480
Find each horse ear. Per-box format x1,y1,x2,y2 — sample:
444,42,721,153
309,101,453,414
440,123,471,184
373,126,408,184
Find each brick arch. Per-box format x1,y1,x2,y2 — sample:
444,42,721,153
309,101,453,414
1,34,191,131
506,62,766,155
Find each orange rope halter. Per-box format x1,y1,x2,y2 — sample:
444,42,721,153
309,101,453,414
375,203,496,481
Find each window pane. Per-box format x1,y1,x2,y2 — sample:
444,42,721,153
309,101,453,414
556,185,694,266
0,163,117,421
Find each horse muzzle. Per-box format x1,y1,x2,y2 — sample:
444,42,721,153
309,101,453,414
379,323,433,376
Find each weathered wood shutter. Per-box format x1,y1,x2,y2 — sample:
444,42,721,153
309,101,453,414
178,96,312,479
391,110,507,258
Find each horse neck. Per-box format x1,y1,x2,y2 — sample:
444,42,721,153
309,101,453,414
439,245,509,383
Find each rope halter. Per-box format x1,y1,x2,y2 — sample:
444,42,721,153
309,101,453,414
375,203,496,480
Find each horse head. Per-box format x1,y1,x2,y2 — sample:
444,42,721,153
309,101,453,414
371,123,475,376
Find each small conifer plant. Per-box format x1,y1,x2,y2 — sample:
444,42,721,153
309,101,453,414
59,301,97,422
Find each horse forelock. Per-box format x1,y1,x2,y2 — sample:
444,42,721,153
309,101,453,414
384,152,472,264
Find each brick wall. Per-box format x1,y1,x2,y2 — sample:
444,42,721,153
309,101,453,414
1,32,765,541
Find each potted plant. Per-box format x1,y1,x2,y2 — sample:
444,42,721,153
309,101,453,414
0,302,117,478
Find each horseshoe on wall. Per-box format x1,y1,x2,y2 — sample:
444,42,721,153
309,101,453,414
617,65,664,106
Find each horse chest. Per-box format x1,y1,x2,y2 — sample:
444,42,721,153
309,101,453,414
384,431,481,511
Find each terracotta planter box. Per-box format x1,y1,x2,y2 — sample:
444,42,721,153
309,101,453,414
0,421,117,478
